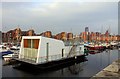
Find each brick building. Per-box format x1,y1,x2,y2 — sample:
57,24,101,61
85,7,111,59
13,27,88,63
80,30,119,43
27,29,35,36
6,30,15,43
40,31,52,38
67,33,73,40
54,32,69,41
1,27,119,43
1,27,36,43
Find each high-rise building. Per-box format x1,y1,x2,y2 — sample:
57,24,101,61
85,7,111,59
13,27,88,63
85,27,89,32
85,27,89,42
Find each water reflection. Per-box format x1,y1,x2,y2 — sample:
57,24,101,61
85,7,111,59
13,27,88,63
68,63,83,74
89,49,117,66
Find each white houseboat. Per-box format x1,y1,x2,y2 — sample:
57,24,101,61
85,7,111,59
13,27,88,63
13,36,85,66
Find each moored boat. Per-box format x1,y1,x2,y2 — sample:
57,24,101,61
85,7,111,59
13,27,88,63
10,45,20,50
12,36,86,68
2,50,14,56
101,43,111,49
110,41,118,46
3,54,13,62
85,43,105,52
3,52,19,62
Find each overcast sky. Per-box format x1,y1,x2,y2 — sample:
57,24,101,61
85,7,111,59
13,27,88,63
1,0,119,35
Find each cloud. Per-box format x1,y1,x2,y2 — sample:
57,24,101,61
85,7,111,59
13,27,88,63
2,2,118,35
1,0,119,2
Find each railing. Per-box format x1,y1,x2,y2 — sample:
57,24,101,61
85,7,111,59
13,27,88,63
38,54,62,63
18,53,70,63
19,54,37,62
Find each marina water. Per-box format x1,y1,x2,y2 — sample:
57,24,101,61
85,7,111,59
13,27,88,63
1,49,119,77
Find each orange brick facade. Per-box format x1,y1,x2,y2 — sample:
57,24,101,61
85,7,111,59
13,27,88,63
1,27,119,43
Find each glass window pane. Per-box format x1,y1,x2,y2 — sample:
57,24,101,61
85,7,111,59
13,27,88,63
34,39,39,49
24,39,28,48
28,39,31,48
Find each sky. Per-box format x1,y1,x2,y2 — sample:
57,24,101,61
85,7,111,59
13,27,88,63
0,0,119,35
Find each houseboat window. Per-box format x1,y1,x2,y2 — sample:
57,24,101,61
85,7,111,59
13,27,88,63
33,39,39,49
28,39,31,48
24,39,31,48
24,39,28,48
24,39,39,49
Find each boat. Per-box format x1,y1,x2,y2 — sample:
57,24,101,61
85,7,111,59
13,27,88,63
0,44,12,56
3,54,13,62
110,41,118,49
3,52,19,62
101,43,111,49
118,42,120,50
84,43,105,52
111,41,118,46
2,50,14,56
12,36,86,67
10,45,20,50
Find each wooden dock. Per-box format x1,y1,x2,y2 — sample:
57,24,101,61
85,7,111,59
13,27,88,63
91,59,120,79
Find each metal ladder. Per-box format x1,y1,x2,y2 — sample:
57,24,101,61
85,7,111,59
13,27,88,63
67,45,77,58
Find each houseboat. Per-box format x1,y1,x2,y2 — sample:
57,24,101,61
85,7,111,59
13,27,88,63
12,36,85,67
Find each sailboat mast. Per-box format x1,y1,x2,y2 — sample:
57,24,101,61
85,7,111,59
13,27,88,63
101,26,103,43
108,25,111,42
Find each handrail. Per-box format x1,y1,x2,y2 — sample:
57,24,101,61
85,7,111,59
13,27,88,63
18,53,71,63
19,54,62,59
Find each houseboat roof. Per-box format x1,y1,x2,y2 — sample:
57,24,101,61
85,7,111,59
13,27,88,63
22,36,60,40
22,36,65,44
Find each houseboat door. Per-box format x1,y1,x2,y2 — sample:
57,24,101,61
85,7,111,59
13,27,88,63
46,43,49,61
